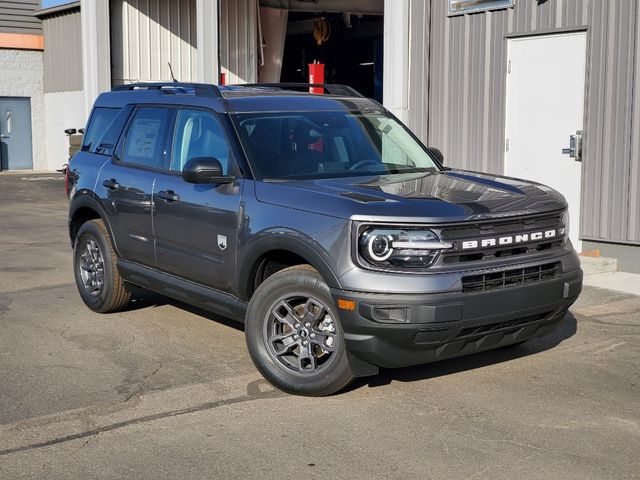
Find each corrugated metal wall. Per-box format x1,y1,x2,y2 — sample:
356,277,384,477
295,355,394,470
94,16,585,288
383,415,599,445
42,8,82,93
110,0,198,85
410,0,640,245
110,0,257,85
0,0,41,34
220,0,257,84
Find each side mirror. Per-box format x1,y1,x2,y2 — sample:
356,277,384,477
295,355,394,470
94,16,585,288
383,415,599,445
427,147,444,165
182,157,234,185
65,128,77,135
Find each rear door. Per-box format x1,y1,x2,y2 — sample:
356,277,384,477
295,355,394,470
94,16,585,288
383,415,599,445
153,108,242,292
102,106,172,266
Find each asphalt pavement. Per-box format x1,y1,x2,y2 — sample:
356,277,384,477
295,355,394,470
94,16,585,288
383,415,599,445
0,173,638,479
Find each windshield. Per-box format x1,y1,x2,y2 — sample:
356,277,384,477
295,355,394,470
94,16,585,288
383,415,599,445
231,111,441,180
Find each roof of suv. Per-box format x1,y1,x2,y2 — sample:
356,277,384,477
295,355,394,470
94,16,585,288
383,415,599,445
93,82,386,114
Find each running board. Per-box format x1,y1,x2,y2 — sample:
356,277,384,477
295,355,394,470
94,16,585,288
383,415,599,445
117,260,247,322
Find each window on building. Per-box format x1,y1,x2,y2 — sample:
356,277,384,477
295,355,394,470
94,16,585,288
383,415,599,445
448,0,514,16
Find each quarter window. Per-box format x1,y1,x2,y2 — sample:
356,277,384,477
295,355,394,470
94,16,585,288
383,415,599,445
82,107,121,153
121,107,171,169
171,109,230,174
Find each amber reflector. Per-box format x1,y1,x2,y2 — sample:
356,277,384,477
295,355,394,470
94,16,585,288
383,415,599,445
337,299,356,311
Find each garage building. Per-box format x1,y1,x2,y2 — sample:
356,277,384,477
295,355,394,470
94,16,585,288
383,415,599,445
2,0,635,272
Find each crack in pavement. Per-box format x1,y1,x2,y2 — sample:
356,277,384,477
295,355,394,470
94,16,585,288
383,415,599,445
0,380,284,457
70,432,99,456
124,361,164,403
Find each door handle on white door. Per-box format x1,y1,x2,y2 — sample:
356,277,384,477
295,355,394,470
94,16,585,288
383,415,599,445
562,130,583,162
0,134,8,139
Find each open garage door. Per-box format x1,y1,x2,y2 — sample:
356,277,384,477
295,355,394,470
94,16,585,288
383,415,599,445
259,0,384,101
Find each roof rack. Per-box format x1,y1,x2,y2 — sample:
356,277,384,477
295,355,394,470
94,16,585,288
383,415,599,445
239,83,364,98
112,82,222,97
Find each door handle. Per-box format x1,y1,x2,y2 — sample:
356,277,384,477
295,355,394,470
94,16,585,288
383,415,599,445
157,190,180,202
102,178,120,190
562,130,583,162
0,135,8,139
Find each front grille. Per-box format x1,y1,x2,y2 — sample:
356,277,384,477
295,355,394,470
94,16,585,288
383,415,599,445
457,312,552,338
461,262,561,293
439,213,565,265
440,213,562,241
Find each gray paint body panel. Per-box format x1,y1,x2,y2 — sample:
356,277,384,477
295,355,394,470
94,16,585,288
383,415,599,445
407,0,640,245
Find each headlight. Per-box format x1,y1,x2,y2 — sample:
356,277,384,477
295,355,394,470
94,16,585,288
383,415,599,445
358,228,452,269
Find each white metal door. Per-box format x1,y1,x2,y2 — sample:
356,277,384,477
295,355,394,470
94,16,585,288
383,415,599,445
504,33,587,250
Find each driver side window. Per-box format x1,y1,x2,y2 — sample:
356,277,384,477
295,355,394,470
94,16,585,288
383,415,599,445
171,109,230,174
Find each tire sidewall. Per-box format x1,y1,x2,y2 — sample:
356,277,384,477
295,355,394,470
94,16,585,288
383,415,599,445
245,266,353,396
73,221,116,313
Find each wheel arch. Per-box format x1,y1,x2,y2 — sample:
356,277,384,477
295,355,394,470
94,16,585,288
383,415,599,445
238,235,341,302
69,193,120,255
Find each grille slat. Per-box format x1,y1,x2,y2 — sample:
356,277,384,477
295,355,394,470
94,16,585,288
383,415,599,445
462,262,561,293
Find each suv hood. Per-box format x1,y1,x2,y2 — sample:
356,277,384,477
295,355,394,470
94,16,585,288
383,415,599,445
254,170,567,222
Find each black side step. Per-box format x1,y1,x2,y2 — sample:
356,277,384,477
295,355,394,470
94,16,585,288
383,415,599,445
117,260,247,322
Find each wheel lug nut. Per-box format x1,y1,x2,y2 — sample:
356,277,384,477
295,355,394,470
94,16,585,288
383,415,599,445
294,334,299,340
310,333,316,339
305,322,310,327
302,340,308,346
295,324,300,329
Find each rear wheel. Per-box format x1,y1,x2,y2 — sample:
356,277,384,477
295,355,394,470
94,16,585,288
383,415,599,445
73,219,131,313
245,265,354,396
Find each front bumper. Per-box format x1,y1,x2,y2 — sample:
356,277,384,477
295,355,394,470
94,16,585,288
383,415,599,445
331,266,582,372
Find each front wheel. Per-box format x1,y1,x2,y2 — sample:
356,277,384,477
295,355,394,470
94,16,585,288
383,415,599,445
245,265,354,396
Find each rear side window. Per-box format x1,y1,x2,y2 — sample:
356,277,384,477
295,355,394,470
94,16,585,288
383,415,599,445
82,107,121,152
119,107,171,170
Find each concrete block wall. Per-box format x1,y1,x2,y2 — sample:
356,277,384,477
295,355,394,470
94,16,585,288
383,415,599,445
583,241,640,274
0,49,45,171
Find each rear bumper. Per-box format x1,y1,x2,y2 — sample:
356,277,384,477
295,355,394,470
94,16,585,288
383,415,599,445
331,266,582,371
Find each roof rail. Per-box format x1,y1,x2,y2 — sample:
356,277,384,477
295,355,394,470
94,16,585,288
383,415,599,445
239,83,364,98
112,82,222,98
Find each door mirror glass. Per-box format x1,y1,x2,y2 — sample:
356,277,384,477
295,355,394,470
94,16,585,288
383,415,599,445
182,157,234,184
427,147,444,165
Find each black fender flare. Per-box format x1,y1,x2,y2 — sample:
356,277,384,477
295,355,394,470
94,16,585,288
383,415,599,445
68,191,121,256
237,231,342,301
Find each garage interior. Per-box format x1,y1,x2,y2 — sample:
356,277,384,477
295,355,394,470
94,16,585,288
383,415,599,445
258,0,384,101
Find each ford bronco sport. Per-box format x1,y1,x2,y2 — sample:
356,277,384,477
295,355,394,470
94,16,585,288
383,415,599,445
68,82,583,396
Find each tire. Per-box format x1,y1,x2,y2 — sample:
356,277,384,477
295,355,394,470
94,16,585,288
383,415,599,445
73,219,131,313
245,265,354,396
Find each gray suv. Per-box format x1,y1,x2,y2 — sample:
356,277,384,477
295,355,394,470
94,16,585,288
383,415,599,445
67,82,582,396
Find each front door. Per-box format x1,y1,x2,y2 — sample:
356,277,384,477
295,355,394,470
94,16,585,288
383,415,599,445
504,32,587,250
153,108,242,293
0,97,33,170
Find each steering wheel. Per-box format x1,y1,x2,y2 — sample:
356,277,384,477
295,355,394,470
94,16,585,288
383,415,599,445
349,159,381,171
